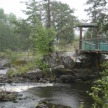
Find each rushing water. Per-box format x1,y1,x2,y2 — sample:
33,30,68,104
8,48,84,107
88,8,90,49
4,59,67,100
0,82,93,108
0,69,8,75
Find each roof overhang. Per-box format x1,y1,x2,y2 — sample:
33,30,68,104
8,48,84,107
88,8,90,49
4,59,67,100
77,23,97,28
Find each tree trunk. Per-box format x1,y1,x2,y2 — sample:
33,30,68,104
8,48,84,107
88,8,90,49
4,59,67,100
47,0,51,28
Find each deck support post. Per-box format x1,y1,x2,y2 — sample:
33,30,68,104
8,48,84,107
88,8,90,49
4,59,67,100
79,27,82,50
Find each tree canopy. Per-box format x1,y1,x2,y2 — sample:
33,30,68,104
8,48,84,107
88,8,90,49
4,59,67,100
85,0,108,36
0,0,78,54
23,0,77,50
0,9,21,51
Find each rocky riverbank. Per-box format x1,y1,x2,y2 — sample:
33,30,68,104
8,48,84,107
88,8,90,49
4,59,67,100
0,51,105,84
42,52,103,83
36,100,71,108
0,51,102,108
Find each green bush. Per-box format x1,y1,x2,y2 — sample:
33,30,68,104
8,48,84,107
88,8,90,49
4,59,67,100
89,61,108,108
7,68,19,77
7,60,37,77
36,59,49,76
31,25,56,55
4,49,20,64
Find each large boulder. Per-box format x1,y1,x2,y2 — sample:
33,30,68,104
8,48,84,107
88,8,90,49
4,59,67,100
0,59,10,69
54,65,65,69
43,52,75,69
53,65,73,77
60,75,75,83
72,68,97,81
43,52,102,82
60,56,75,69
36,101,71,108
43,52,60,68
26,69,43,80
77,53,102,70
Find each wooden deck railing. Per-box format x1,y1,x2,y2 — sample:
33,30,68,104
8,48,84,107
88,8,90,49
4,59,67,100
81,37,108,52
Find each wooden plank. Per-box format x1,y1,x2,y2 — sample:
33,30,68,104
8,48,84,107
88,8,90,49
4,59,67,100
83,37,108,41
80,50,108,54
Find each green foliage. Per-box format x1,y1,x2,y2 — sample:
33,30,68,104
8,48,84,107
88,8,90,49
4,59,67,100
89,61,108,108
23,0,77,48
7,56,49,77
14,19,31,50
23,0,41,26
7,51,20,64
80,102,84,108
36,59,49,76
4,49,22,65
0,52,7,58
31,25,56,55
7,60,37,77
85,0,108,34
49,1,77,44
84,28,97,39
18,61,36,73
0,0,78,52
0,8,21,51
7,68,19,77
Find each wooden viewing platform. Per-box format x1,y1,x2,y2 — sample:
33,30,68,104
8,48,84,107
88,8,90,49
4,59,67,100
78,23,108,54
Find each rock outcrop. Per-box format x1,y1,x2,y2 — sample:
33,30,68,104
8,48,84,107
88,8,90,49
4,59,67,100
1,51,104,83
0,59,10,69
43,52,103,83
43,52,75,69
36,101,71,108
26,69,43,80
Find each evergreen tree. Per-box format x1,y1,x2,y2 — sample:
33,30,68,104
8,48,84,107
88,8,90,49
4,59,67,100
0,8,21,51
23,0,77,45
85,0,108,34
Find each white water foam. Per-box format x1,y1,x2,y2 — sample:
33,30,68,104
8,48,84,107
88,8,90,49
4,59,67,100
0,83,53,92
0,68,9,75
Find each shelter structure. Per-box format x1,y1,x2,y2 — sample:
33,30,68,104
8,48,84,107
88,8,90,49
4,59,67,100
78,23,108,54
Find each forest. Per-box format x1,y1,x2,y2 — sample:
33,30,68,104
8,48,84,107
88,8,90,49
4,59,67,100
0,0,78,53
0,0,108,108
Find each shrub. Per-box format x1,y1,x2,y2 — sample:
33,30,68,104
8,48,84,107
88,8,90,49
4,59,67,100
89,61,108,108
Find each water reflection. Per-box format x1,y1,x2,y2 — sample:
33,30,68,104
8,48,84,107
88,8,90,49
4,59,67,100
0,83,93,108
29,83,93,108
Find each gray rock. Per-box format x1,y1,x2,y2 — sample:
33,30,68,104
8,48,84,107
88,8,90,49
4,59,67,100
43,52,75,69
43,52,60,68
26,69,43,80
53,65,65,77
42,80,47,83
72,69,90,78
0,59,10,69
60,75,75,83
72,69,97,81
39,78,43,82
36,101,71,108
61,56,75,69
36,103,48,108
54,65,73,78
56,78,61,83
61,52,74,59
54,65,64,69
75,79,83,83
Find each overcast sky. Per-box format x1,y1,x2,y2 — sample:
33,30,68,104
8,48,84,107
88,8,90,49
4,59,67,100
0,0,88,21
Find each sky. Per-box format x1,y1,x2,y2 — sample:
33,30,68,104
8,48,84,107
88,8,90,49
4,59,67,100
0,0,88,21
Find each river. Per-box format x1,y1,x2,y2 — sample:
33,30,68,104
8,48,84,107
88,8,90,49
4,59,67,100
0,82,93,108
